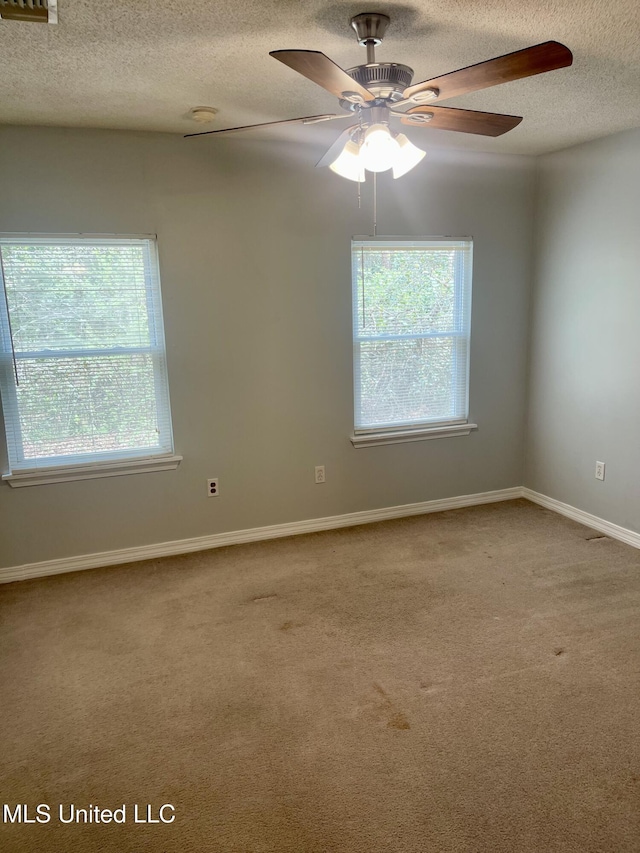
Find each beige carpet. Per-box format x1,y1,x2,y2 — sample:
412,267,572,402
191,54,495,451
2,499,640,852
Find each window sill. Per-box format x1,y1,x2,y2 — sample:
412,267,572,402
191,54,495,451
2,454,183,487
350,423,478,448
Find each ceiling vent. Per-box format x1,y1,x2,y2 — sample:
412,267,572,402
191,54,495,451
0,0,57,24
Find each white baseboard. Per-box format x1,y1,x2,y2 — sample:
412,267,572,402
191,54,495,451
522,488,640,550
4,486,638,585
0,487,522,584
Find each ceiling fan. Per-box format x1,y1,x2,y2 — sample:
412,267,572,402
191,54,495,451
186,13,572,181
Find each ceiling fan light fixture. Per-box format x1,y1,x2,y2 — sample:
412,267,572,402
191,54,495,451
329,139,366,182
392,134,426,179
359,123,400,172
256,21,572,183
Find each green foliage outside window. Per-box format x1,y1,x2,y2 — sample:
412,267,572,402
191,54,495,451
0,240,169,464
353,242,471,429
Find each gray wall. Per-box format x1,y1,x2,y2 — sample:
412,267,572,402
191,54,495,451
525,128,640,531
0,126,535,568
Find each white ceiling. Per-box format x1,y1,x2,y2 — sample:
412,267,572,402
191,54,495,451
1,0,639,155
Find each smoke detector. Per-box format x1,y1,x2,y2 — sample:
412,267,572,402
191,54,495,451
189,107,219,123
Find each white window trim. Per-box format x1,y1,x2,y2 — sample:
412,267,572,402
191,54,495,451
351,236,474,446
0,233,179,484
350,422,478,448
3,453,183,487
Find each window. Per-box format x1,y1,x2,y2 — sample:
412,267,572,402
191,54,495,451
351,238,476,447
0,234,180,486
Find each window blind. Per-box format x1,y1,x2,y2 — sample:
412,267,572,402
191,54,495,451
0,236,174,472
352,238,473,432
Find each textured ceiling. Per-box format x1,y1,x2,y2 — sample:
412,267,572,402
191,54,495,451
1,0,639,155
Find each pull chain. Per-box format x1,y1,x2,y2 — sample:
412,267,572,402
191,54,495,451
357,108,364,210
373,171,377,236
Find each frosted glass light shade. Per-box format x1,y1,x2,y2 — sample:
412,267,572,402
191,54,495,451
329,139,366,182
359,124,400,173
392,134,426,179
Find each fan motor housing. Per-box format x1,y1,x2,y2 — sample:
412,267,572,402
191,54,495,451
340,62,414,109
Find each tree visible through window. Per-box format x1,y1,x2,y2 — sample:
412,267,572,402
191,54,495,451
0,236,174,473
352,239,472,433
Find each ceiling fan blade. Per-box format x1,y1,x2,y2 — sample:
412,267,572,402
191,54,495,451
184,113,347,138
402,41,573,103
316,126,358,167
270,50,376,103
399,105,522,136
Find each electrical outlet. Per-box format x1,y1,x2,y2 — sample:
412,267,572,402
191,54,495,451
595,462,605,481
207,478,219,497
315,465,326,484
